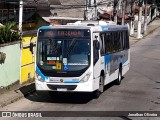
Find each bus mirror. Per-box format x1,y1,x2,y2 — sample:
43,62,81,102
30,43,34,54
93,40,100,50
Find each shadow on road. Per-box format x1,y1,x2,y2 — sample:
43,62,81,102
19,79,120,104
24,91,94,104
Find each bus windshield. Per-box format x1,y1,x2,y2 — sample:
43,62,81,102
36,37,91,77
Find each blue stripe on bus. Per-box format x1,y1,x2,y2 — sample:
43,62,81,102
101,26,109,31
36,66,48,80
121,57,126,64
101,26,128,31
64,80,79,83
105,55,110,71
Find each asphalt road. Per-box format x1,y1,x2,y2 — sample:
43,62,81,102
0,27,160,120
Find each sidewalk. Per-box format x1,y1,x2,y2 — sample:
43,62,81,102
1,19,160,108
130,18,160,45
0,82,35,108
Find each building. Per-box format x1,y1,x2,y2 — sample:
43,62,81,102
0,0,53,29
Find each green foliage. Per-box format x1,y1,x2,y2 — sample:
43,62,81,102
0,22,20,44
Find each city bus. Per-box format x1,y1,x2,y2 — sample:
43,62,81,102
35,21,130,98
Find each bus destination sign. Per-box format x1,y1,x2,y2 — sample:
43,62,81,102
58,31,82,36
39,29,90,38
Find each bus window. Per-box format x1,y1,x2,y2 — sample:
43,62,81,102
119,32,123,51
93,40,99,65
104,32,112,54
100,33,105,56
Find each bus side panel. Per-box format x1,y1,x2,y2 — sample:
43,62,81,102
104,53,122,84
104,55,111,85
92,55,103,91
109,53,119,83
104,49,129,84
122,49,130,76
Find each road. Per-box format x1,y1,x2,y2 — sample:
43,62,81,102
0,28,160,120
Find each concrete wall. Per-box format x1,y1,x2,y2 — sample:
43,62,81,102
0,42,20,88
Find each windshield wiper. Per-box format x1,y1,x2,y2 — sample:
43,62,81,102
67,38,76,56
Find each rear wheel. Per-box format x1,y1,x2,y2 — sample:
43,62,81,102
115,67,122,85
94,76,104,98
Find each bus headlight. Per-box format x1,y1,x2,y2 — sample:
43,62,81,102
36,72,45,82
80,72,91,83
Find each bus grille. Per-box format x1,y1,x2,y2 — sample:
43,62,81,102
47,84,77,91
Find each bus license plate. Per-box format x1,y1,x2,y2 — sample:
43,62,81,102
57,88,67,91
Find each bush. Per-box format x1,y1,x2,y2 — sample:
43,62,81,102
0,22,20,44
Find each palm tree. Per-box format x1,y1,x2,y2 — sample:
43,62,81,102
0,22,20,44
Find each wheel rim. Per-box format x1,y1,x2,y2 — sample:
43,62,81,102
118,71,122,82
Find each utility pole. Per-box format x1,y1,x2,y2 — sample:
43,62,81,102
122,0,126,25
84,0,88,20
137,0,143,39
143,0,148,34
19,0,23,34
94,0,97,20
114,0,118,24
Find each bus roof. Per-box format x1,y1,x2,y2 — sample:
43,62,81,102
39,26,54,30
38,21,128,31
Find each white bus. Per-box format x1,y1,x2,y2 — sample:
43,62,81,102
35,21,130,98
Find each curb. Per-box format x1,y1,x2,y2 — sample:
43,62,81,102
0,94,24,108
0,82,36,108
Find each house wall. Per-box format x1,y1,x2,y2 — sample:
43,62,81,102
20,35,36,84
0,42,20,87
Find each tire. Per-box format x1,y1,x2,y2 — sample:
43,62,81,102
93,76,104,98
99,76,104,93
115,67,122,85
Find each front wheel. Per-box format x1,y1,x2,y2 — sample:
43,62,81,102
93,76,104,98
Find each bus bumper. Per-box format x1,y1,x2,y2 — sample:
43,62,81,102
35,79,97,92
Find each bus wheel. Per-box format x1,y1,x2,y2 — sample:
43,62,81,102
115,67,122,85
94,76,104,98
99,76,104,93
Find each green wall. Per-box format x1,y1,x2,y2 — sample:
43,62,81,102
0,42,20,87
